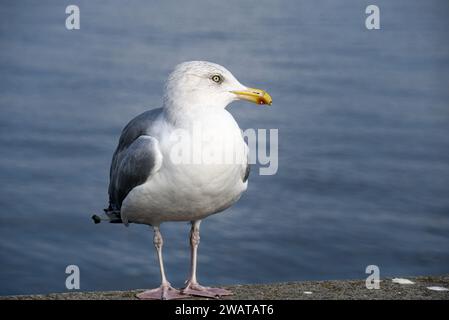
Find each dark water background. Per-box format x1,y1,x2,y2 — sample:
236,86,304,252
1,0,448,295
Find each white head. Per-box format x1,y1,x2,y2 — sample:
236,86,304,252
163,61,272,111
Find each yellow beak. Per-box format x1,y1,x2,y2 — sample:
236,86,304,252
231,87,272,106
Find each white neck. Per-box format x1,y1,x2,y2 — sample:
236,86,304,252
162,99,231,127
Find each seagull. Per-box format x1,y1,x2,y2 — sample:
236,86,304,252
93,61,272,300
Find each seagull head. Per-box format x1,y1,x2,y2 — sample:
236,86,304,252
163,61,272,110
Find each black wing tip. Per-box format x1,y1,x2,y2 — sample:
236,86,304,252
243,163,251,182
92,214,102,224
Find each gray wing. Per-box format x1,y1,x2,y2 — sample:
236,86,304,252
242,142,250,183
108,108,163,209
243,162,250,182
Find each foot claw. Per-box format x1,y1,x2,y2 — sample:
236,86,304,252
136,284,186,300
182,282,233,299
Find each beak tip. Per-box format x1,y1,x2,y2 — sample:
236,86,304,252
262,100,272,106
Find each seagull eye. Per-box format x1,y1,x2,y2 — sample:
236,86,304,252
211,74,223,84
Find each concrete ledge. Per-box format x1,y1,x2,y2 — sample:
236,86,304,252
3,275,449,300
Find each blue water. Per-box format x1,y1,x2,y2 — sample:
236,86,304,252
1,0,448,295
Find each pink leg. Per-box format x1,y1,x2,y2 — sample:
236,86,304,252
136,226,185,300
181,221,233,299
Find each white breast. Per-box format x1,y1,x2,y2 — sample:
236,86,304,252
121,109,248,225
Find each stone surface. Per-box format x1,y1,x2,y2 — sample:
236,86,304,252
3,275,449,300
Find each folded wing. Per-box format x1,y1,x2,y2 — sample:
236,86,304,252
108,109,163,210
